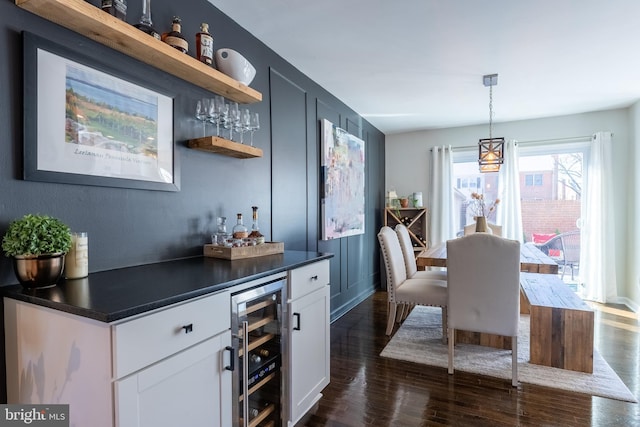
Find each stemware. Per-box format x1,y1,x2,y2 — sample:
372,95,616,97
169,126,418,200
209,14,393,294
213,96,225,137
218,102,229,138
207,98,219,135
195,99,209,136
240,109,251,144
228,102,240,141
249,112,260,146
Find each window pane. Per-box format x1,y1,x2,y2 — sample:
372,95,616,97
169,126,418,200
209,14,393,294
452,161,500,236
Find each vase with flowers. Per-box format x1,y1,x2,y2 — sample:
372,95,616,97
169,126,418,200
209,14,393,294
468,193,500,232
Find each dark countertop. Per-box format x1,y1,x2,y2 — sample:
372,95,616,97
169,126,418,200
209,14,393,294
1,250,333,323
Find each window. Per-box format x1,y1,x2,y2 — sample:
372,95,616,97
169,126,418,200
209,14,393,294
525,173,543,186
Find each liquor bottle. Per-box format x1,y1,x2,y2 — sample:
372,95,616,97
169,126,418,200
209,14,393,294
232,213,248,239
164,16,188,53
196,23,214,65
134,0,160,40
101,0,127,21
248,206,265,244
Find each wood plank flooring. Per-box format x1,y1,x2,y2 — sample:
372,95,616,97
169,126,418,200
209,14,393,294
299,290,639,426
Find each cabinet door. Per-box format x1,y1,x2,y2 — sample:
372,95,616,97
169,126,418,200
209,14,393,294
289,285,330,426
116,332,232,427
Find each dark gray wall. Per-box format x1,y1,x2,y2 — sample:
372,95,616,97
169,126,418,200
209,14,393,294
0,0,384,400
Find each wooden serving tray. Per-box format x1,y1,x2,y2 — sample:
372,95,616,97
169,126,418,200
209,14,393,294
203,242,284,260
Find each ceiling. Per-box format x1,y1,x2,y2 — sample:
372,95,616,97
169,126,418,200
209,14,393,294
208,0,640,135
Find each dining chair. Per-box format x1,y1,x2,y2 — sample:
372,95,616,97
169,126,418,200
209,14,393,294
446,233,521,387
395,224,447,281
463,222,503,236
534,230,580,280
378,226,448,338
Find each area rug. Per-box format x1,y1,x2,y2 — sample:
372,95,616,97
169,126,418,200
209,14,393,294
380,306,637,403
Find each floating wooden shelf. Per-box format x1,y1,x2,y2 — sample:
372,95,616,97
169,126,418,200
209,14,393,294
188,136,263,158
15,0,262,104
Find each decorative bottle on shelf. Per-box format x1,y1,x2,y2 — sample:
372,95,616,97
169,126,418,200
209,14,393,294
248,206,265,244
196,22,214,65
101,0,127,21
134,0,160,40
164,16,188,53
232,213,248,239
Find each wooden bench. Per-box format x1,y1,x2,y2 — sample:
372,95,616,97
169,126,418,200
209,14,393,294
520,272,594,373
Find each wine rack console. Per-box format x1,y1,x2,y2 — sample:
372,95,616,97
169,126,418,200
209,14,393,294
384,207,429,255
232,278,284,427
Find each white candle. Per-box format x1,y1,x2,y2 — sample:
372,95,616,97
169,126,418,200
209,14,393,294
65,232,88,279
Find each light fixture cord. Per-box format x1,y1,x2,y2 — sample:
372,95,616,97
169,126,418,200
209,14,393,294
489,83,494,141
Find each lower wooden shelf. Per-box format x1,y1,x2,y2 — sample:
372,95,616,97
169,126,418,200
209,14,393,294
188,136,263,158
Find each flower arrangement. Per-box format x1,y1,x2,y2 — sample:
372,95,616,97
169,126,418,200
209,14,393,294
468,193,500,218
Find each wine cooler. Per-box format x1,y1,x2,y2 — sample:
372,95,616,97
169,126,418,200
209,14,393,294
231,277,287,427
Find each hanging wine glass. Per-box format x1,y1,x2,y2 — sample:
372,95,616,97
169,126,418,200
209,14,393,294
220,102,230,140
195,99,208,137
214,95,225,137
249,112,260,146
228,102,240,141
207,98,219,135
240,109,251,144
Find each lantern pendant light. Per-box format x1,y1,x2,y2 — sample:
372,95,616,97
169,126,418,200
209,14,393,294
478,74,504,173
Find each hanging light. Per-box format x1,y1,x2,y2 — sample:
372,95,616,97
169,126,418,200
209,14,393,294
478,73,504,173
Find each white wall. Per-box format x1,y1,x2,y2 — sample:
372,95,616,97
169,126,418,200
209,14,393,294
386,108,636,307
628,103,640,311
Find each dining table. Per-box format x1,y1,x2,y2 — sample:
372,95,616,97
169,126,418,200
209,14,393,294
415,240,560,352
416,241,559,274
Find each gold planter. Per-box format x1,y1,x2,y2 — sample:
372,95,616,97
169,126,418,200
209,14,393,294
12,253,66,288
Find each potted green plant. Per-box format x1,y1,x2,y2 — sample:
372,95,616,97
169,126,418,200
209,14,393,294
2,214,72,288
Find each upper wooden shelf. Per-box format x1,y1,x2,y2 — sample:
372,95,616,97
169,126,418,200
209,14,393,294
15,0,262,104
187,136,263,159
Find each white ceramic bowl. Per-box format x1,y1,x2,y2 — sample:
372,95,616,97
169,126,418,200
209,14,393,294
215,48,256,85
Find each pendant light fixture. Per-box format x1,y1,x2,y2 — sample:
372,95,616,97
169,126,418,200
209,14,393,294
478,73,504,173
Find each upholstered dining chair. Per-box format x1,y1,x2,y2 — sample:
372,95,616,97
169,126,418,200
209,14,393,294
378,226,448,338
463,223,503,236
446,233,521,387
395,224,448,281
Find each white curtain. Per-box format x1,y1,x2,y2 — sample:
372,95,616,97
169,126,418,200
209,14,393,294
429,145,455,245
497,140,523,241
581,131,617,303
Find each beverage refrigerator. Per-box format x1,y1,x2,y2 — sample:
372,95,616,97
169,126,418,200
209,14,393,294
230,277,287,427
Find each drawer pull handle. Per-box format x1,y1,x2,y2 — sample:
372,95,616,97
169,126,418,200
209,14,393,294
224,346,235,371
293,312,301,331
181,324,193,334
310,275,318,281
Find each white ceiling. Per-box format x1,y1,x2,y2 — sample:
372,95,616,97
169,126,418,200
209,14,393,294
208,0,640,135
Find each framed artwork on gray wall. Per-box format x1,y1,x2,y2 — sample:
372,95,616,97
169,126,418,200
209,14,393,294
320,118,365,240
22,32,179,191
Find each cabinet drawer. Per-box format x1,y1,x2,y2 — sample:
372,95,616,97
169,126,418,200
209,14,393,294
288,260,330,300
113,290,230,378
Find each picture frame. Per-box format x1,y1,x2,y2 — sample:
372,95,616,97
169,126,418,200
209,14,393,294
23,31,179,191
320,118,365,240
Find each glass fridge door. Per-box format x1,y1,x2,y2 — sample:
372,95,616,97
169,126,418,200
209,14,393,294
231,278,285,427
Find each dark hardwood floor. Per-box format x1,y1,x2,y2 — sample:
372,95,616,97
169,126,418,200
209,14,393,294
301,290,639,426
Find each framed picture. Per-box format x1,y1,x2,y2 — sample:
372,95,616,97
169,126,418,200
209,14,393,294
23,32,179,191
320,118,365,240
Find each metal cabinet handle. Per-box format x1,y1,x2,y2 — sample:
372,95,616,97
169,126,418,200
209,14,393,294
181,324,193,334
293,312,301,331
224,346,235,371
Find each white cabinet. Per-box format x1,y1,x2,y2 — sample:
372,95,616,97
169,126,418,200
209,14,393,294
115,331,232,427
287,260,330,426
4,290,232,427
